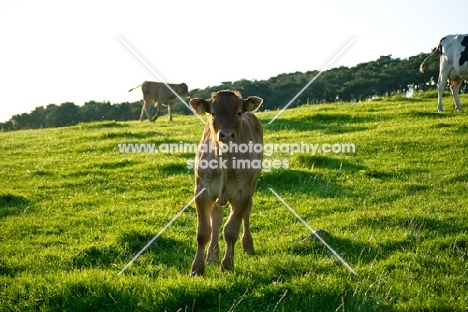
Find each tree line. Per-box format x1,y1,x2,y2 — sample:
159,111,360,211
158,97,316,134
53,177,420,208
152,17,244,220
0,101,145,131
189,52,448,105
1,50,462,132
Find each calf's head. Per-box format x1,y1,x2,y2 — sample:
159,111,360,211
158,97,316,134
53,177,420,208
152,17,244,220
189,90,263,143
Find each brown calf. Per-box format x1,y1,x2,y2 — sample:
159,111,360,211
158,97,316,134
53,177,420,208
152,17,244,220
189,90,263,276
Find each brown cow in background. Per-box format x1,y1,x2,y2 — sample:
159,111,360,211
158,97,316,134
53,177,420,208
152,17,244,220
189,90,263,276
128,81,189,122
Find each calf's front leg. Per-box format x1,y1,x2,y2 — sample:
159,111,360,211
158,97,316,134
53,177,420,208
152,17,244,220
190,193,215,276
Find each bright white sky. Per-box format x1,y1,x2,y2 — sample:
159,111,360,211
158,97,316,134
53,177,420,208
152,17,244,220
0,0,466,122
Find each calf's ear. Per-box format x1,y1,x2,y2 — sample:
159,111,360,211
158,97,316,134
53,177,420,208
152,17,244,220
189,98,211,115
243,96,263,112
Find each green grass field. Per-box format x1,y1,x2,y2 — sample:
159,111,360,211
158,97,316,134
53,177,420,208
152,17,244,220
1,95,467,311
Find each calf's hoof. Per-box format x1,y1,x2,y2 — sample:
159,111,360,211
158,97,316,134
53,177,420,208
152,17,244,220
206,250,219,264
220,259,234,272
190,262,205,277
242,239,254,255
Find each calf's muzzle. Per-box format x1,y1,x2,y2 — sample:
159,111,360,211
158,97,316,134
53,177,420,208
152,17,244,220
218,129,235,142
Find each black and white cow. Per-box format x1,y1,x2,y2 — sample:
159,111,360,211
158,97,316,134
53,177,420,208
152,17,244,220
420,34,468,112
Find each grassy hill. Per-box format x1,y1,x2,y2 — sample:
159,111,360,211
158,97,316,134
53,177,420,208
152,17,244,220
1,95,467,311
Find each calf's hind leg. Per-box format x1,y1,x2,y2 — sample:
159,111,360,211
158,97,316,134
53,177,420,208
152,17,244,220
221,194,254,271
206,204,223,263
241,199,254,255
